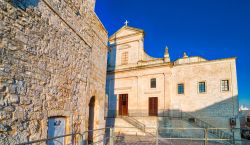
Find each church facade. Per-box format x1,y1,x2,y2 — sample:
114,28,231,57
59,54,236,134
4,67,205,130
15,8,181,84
106,25,239,134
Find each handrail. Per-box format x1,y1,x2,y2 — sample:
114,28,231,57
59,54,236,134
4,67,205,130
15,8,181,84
181,112,234,144
122,116,146,132
16,127,242,145
16,133,83,145
17,128,109,145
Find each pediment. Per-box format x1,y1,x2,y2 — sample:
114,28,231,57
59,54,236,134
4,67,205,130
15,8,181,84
109,26,144,40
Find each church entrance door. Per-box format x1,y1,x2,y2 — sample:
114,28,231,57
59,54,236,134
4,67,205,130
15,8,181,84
119,94,128,116
149,97,158,116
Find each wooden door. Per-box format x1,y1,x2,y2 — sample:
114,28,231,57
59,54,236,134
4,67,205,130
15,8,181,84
149,97,158,116
119,94,128,116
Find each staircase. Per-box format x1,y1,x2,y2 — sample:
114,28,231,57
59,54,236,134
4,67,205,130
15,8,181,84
120,114,235,145
162,112,234,145
183,113,234,141
121,116,146,132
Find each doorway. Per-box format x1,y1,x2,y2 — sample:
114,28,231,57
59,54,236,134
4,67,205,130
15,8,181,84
119,94,128,116
149,97,158,116
88,96,95,144
47,117,66,145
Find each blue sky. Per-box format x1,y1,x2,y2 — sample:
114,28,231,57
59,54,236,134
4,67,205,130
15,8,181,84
96,0,250,108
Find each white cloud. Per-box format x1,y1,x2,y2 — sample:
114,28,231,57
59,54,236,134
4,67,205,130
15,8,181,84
239,105,249,111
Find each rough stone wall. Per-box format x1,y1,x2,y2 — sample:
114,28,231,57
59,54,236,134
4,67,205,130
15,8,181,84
0,0,107,144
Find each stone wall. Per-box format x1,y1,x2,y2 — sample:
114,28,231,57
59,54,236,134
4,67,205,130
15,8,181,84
0,0,107,144
171,58,239,128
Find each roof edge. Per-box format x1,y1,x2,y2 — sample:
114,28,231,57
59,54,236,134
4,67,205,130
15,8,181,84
109,25,144,40
174,57,237,66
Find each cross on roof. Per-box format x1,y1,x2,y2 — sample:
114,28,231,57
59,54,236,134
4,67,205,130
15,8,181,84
124,20,129,26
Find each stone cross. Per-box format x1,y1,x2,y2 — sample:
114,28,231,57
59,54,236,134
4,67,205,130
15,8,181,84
124,20,129,26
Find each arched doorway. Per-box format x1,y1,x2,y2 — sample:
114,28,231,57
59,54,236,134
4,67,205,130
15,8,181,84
88,96,95,143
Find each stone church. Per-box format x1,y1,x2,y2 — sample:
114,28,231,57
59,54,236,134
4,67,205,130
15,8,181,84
106,24,240,137
0,0,107,144
0,0,241,144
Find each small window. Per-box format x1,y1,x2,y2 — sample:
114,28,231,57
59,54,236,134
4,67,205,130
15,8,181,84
198,82,206,93
150,78,156,88
221,80,229,91
121,52,128,65
178,84,184,94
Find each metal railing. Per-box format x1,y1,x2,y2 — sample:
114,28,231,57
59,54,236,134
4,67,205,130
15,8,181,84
16,128,109,145
16,127,249,145
159,128,234,145
121,116,146,132
17,133,83,145
182,112,234,143
106,110,235,142
105,109,169,117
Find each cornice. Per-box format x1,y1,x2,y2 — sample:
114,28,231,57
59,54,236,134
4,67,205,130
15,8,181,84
109,32,143,43
173,57,237,67
107,62,172,74
107,57,236,75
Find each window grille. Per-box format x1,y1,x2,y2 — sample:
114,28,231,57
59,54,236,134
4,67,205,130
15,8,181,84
221,80,229,91
121,52,128,65
178,84,184,94
199,82,206,93
150,78,156,88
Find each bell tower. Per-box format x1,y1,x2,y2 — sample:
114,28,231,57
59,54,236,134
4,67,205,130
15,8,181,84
164,46,170,62
108,23,145,68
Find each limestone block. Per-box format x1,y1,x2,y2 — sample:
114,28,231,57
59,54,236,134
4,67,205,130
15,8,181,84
20,97,32,105
3,106,15,112
15,80,27,95
16,130,29,143
0,111,12,120
0,124,10,132
29,112,44,120
9,84,17,94
29,120,39,134
12,111,25,121
17,121,28,132
0,85,7,92
33,105,42,112
8,94,19,104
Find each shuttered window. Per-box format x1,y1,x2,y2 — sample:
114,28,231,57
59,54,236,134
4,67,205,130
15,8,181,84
121,52,128,65
221,80,229,91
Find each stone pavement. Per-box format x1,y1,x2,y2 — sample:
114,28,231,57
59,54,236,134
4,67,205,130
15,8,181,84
112,135,230,145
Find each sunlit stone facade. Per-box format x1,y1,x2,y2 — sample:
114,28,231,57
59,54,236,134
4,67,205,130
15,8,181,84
106,25,240,137
0,0,107,144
